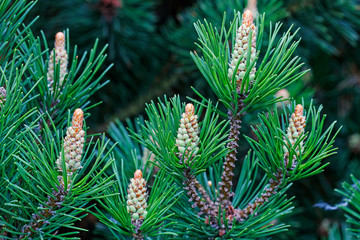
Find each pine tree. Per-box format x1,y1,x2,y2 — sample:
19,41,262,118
0,0,113,238
1,0,357,239
102,9,340,239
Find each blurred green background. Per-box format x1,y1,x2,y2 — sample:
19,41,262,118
26,0,360,239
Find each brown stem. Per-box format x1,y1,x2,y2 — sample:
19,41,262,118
20,180,67,239
131,219,144,240
233,171,283,222
183,168,213,216
195,180,216,215
219,93,247,208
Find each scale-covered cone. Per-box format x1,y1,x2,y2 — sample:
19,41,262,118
0,87,6,106
176,103,200,160
47,32,68,89
228,10,257,88
56,108,85,178
127,170,148,220
284,104,306,168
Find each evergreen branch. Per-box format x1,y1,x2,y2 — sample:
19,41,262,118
95,161,180,239
246,101,339,182
336,175,360,238
132,96,229,180
20,180,67,239
194,179,216,214
0,108,114,239
234,171,283,221
183,168,213,216
0,0,36,67
18,28,111,130
218,92,247,208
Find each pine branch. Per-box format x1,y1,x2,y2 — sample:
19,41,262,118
335,175,360,239
194,179,216,215
20,178,67,239
183,168,213,216
218,9,257,209
108,7,340,238
218,92,247,208
95,164,180,239
234,170,283,222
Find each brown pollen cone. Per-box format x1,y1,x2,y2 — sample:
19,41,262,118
218,93,247,209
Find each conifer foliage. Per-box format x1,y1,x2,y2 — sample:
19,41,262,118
0,0,113,239
336,175,360,238
125,9,339,239
0,0,345,239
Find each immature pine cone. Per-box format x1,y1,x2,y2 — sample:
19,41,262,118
56,108,85,178
283,104,306,168
127,170,148,220
228,10,257,87
47,32,68,90
176,103,200,161
0,87,6,106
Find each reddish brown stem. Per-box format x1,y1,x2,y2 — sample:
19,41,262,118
233,171,283,222
183,168,213,216
131,219,144,240
195,180,216,215
219,93,247,208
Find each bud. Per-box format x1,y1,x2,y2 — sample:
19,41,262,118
275,88,290,108
242,9,254,27
55,32,65,49
56,109,85,178
47,32,68,91
72,108,84,133
175,103,200,161
0,87,6,107
349,133,360,154
283,104,306,168
127,170,148,220
228,10,257,88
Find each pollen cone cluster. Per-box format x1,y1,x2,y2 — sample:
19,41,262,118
56,108,85,178
228,10,257,88
0,87,6,106
283,104,306,168
176,103,200,161
127,170,148,220
47,32,68,90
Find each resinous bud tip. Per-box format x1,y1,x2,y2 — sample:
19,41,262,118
134,169,143,179
72,108,84,132
185,103,195,117
242,10,253,27
295,104,303,116
55,32,65,48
